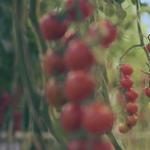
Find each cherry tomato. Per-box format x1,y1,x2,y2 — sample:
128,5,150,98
125,102,138,114
44,51,66,76
62,29,77,45
93,141,113,150
99,20,118,48
64,70,95,102
65,0,93,22
64,39,95,70
126,115,137,126
125,88,138,102
40,13,68,41
146,44,150,53
45,80,67,107
61,103,82,132
82,102,114,135
118,123,131,133
120,76,133,89
120,63,133,76
144,87,150,97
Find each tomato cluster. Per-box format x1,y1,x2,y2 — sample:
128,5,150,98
41,0,118,149
118,63,138,133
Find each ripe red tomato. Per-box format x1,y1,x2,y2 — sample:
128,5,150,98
120,63,133,76
44,51,66,76
125,88,138,102
40,13,68,41
144,87,150,97
65,0,93,21
82,102,114,135
99,20,118,48
146,44,150,53
126,115,137,126
64,39,95,70
64,70,95,102
62,30,77,45
93,141,113,150
45,80,67,107
61,103,82,132
67,140,88,150
120,76,133,89
118,123,131,133
125,102,138,114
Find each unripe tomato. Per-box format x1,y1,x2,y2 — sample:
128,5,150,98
61,103,82,132
120,63,133,76
99,20,118,48
125,102,138,114
93,141,113,150
82,102,114,135
120,76,133,89
64,70,95,102
126,115,137,126
118,123,131,133
144,87,150,97
40,13,68,41
64,39,95,70
125,88,138,102
45,80,67,107
43,51,66,76
146,44,150,53
65,0,93,22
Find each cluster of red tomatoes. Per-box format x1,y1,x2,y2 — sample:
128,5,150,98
40,0,118,149
118,63,138,133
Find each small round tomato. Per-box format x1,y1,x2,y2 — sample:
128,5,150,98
146,44,150,53
125,102,138,114
65,0,93,22
99,20,118,48
62,29,77,45
44,51,66,76
64,70,95,102
120,63,133,76
126,115,137,126
40,13,68,41
45,80,67,107
118,123,131,133
67,140,88,150
93,141,113,150
144,87,150,97
82,102,114,135
64,39,95,70
120,76,133,89
125,88,138,102
61,103,82,132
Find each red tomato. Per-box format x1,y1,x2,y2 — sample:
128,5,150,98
88,22,99,39
120,76,133,89
99,20,118,48
125,88,138,102
120,63,133,76
62,30,77,45
144,87,150,97
65,0,93,22
61,103,82,132
118,123,131,133
64,70,95,102
126,115,137,126
40,13,68,41
146,44,150,53
64,39,95,70
43,51,66,76
82,102,114,135
93,141,113,150
125,102,138,114
45,80,67,107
